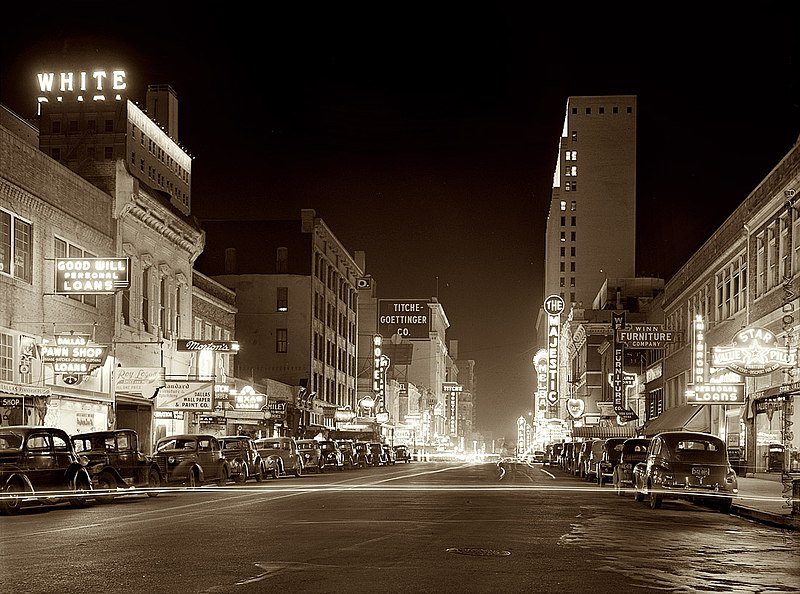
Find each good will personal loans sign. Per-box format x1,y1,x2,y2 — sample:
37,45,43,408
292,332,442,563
55,258,130,294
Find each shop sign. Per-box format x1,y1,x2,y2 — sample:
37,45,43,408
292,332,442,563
267,401,287,419
155,381,214,411
712,326,797,376
544,295,564,405
616,324,678,349
176,339,239,352
55,258,130,294
686,383,745,404
114,367,166,398
0,382,50,397
1,396,23,410
39,334,109,374
378,299,430,339
228,386,266,411
154,410,185,420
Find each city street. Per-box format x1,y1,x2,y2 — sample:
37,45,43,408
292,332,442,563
1,461,797,594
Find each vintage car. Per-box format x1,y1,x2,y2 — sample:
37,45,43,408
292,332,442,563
546,443,563,467
353,441,372,467
576,440,596,478
152,434,230,487
255,436,302,478
393,444,411,463
633,431,738,512
369,442,388,466
383,443,396,465
337,440,358,468
219,435,264,483
613,438,651,495
595,437,627,487
296,439,323,473
559,441,575,473
71,429,162,502
1,426,93,515
318,440,344,471
531,450,545,464
583,439,606,483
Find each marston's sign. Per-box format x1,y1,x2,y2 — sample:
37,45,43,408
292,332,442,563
55,257,130,294
176,340,239,352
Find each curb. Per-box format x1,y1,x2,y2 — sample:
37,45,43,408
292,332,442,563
731,505,800,531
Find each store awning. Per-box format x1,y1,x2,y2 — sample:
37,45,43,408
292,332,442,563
572,425,637,439
641,405,708,437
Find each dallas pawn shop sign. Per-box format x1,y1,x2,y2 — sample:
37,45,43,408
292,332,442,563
55,258,130,294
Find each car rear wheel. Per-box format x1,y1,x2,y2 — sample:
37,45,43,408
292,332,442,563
236,465,248,484
294,464,302,477
1,481,23,515
147,468,161,497
95,471,117,504
649,484,662,509
70,472,93,507
255,463,264,482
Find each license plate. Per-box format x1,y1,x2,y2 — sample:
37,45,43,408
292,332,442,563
691,467,710,477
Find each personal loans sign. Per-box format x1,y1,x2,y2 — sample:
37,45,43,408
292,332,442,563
55,257,130,294
378,300,430,339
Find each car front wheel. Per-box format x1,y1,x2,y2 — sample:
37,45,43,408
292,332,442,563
71,472,93,507
649,483,662,509
147,468,161,497
0,480,23,515
95,471,117,504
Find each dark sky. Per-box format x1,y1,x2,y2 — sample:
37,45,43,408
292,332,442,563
2,7,798,439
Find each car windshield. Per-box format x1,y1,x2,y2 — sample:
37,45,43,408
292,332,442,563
0,432,23,450
222,440,244,449
672,439,725,462
320,443,335,452
156,438,196,452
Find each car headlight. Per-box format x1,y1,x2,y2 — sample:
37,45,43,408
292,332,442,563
168,456,176,464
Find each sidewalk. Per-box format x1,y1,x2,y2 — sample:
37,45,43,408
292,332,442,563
731,473,800,531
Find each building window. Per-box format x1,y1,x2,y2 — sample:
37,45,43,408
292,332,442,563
570,262,576,272
585,108,591,114
716,254,747,320
276,247,288,273
175,285,182,337
560,247,565,257
159,276,168,337
560,262,565,272
571,246,576,257
54,238,96,306
571,131,577,142
572,107,577,114
69,120,78,133
52,121,61,133
105,119,113,132
571,231,576,241
571,216,576,226
560,216,566,226
571,201,576,211
0,332,11,382
570,277,575,287
275,329,288,353
141,267,150,332
599,107,605,114
0,210,32,284
560,231,565,242
277,287,288,311
104,147,113,160
613,106,619,114
570,292,575,302
122,288,130,326
559,277,565,287
560,200,567,211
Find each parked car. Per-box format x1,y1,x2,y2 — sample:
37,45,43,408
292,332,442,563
531,450,545,464
383,444,396,465
547,443,563,467
353,441,372,467
369,442,388,466
318,440,345,471
254,436,302,478
576,440,596,478
633,431,738,512
393,444,412,463
584,439,606,483
337,440,358,469
296,439,323,473
219,435,264,483
559,441,575,473
71,429,162,502
152,434,230,487
613,438,651,496
595,437,627,487
1,426,93,515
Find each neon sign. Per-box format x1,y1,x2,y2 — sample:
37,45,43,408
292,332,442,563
544,295,565,405
37,69,127,103
712,326,797,376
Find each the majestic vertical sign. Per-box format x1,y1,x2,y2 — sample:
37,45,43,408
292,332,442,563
544,295,565,405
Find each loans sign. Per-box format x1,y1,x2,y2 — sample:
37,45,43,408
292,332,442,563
55,257,130,294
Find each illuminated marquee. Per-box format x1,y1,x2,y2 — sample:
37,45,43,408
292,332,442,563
39,333,109,375
55,258,130,294
712,326,797,376
372,335,390,405
37,69,127,103
543,295,565,405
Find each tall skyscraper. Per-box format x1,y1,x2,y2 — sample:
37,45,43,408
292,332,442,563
542,96,637,312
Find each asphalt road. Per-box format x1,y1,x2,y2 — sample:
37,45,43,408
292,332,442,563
1,461,798,594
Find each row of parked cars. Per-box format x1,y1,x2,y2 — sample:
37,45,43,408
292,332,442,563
0,425,412,515
544,431,738,513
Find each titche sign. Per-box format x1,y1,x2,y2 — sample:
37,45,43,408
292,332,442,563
55,258,130,294
378,299,430,339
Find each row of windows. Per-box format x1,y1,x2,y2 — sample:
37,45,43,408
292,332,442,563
51,119,114,134
560,231,576,242
312,332,356,374
131,124,190,185
313,291,357,341
559,200,577,211
560,246,577,258
571,105,633,115
314,252,357,311
51,146,114,161
560,216,577,227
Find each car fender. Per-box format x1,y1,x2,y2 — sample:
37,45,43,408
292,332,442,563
68,466,93,490
2,472,35,494
86,463,127,485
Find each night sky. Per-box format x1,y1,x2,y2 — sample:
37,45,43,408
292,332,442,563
2,7,798,439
